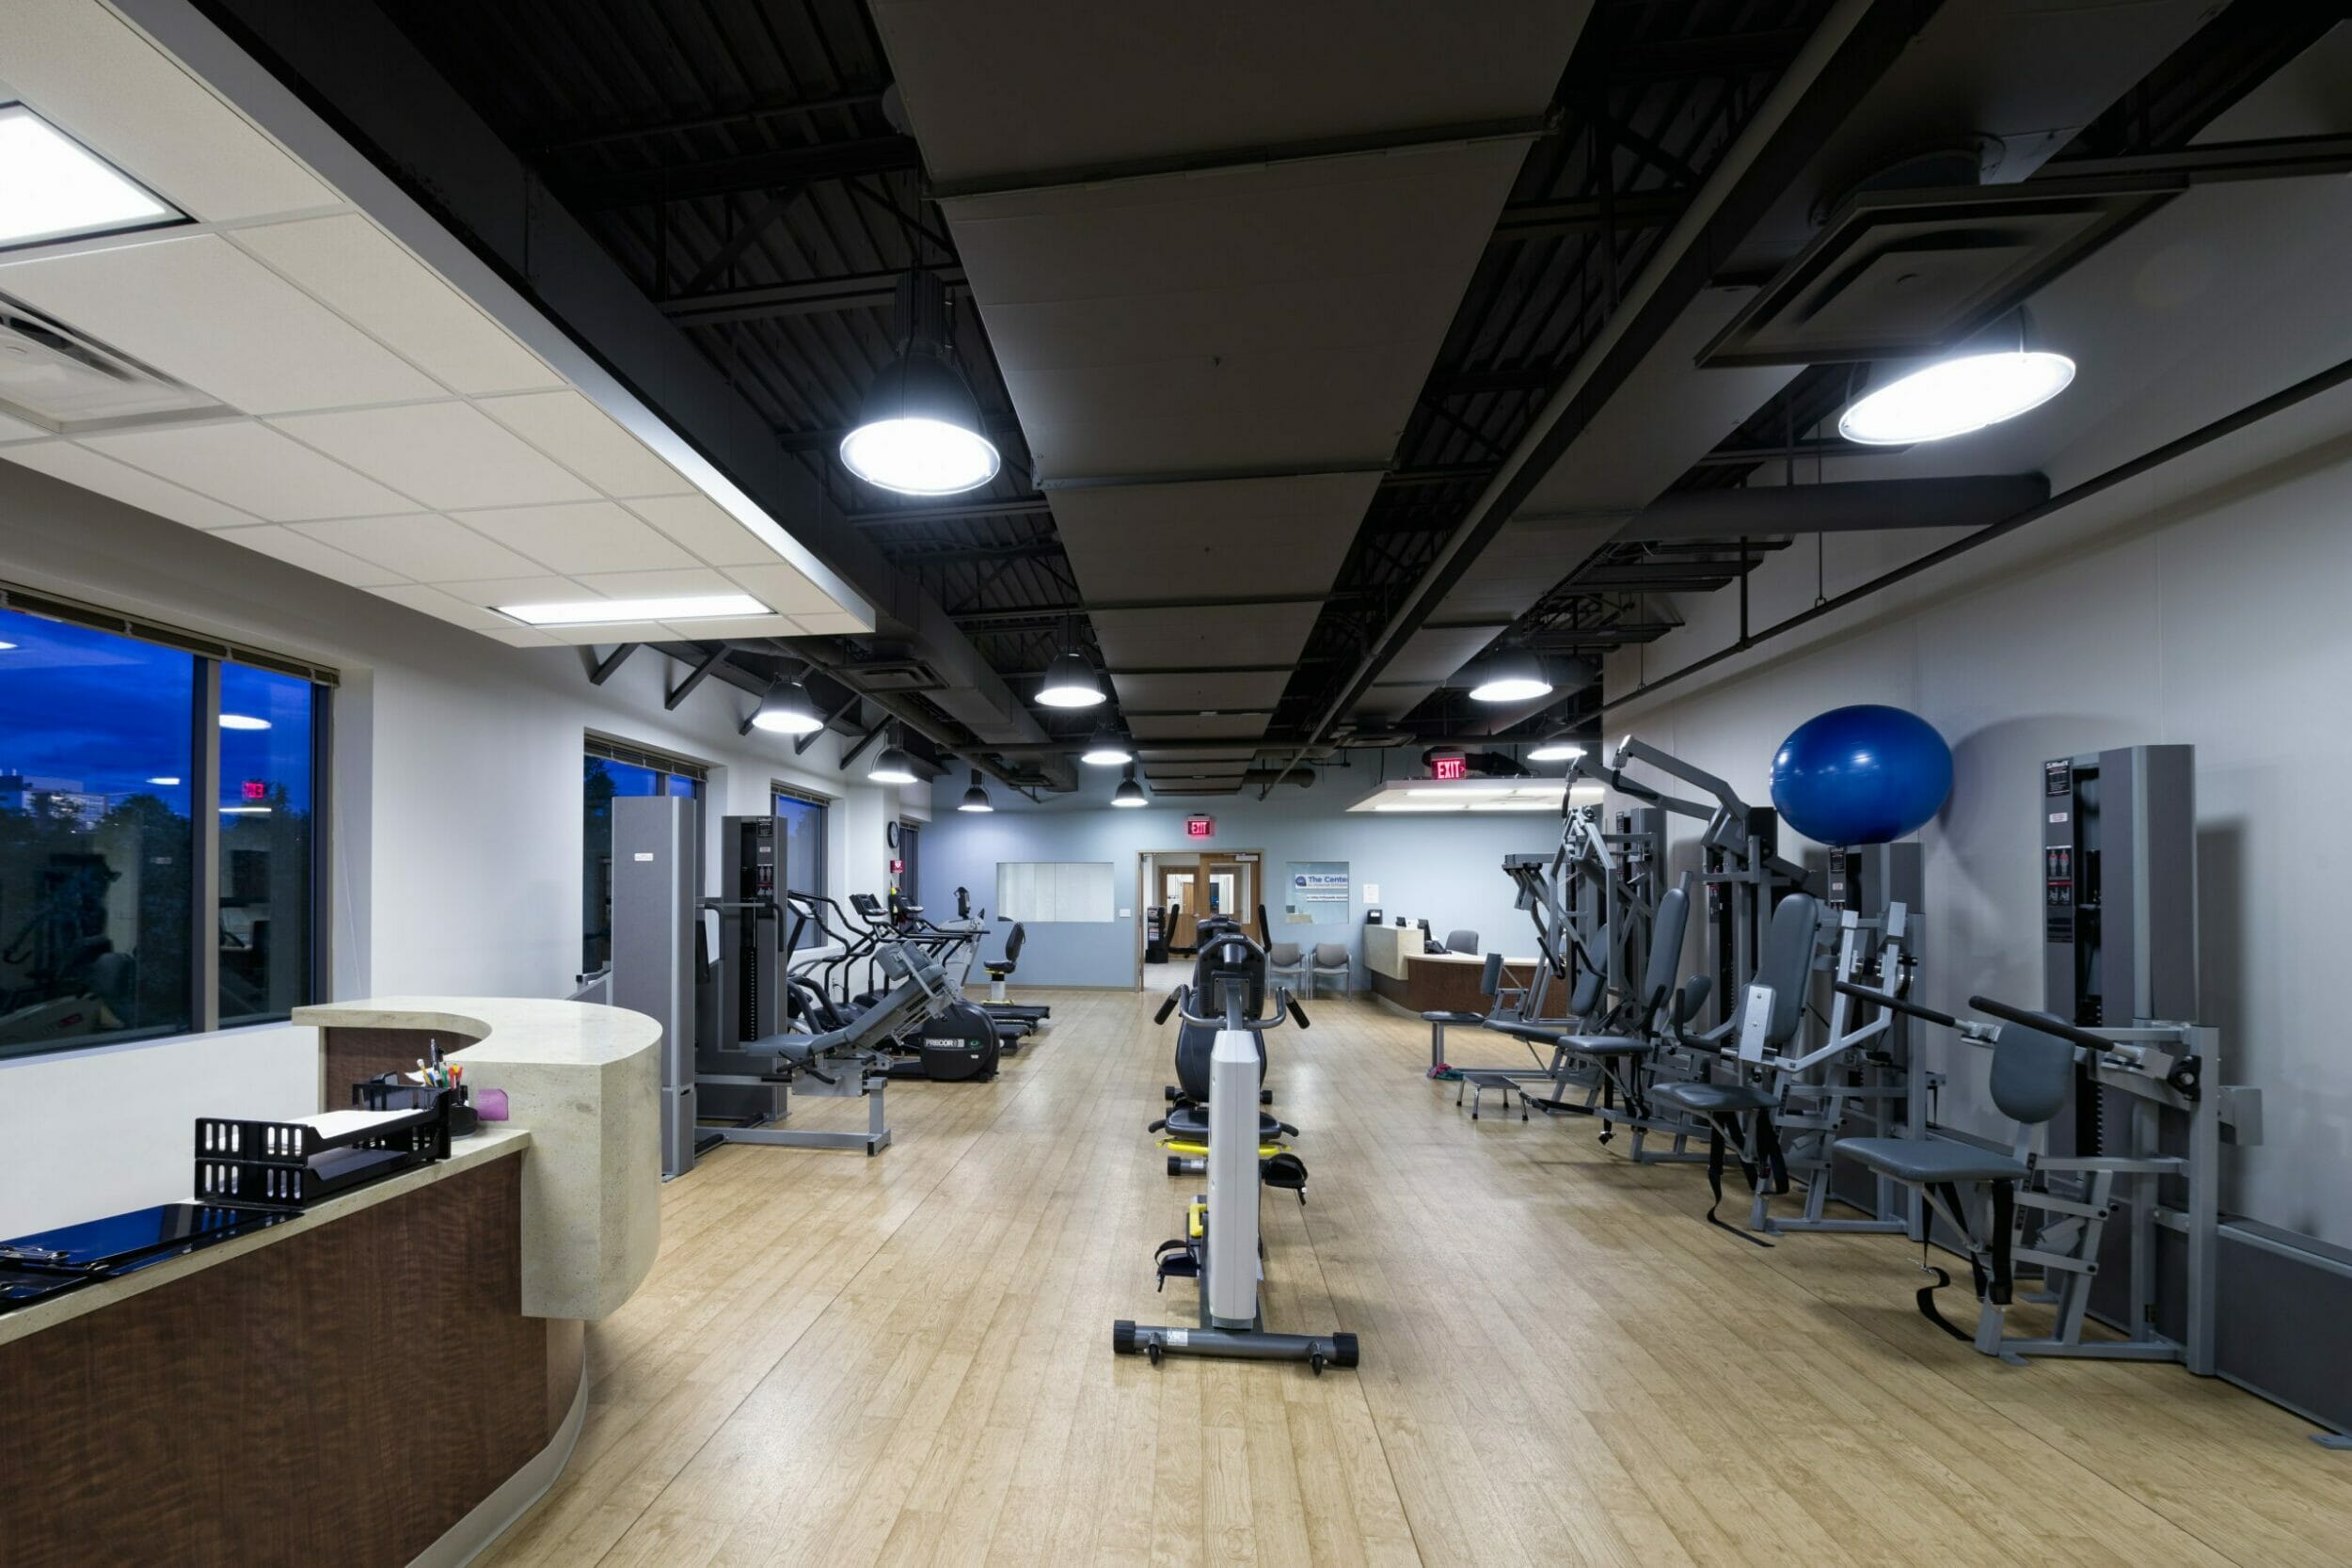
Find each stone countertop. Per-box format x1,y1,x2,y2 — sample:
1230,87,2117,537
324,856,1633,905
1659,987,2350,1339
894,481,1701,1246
294,996,662,1323
0,1128,531,1349
293,995,660,1067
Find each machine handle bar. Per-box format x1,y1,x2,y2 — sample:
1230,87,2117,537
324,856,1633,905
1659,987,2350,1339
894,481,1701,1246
1966,995,2116,1054
1832,980,1959,1030
1286,995,1311,1031
1154,993,1179,1026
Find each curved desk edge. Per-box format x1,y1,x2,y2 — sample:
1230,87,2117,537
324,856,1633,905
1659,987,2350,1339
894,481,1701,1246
294,995,662,1321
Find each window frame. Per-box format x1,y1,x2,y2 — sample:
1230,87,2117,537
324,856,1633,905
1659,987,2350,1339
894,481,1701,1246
771,785,831,902
0,582,334,1057
582,736,708,976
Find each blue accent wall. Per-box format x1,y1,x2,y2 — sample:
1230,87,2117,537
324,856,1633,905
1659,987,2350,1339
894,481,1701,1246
920,771,1564,990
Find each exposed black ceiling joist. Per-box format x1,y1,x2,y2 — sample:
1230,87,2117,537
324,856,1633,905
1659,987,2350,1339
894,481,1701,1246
662,265,971,326
563,132,924,208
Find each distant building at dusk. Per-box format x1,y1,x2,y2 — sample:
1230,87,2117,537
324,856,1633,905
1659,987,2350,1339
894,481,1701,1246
0,774,110,831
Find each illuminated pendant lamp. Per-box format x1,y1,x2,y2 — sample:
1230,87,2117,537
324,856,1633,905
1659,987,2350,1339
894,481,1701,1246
749,675,824,736
1080,725,1134,766
958,768,993,813
1527,732,1584,763
840,270,1001,495
868,725,918,785
1839,310,2074,446
1465,647,1551,704
1111,764,1148,807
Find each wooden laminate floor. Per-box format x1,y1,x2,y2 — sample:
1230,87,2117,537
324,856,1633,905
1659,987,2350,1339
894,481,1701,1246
482,990,2352,1567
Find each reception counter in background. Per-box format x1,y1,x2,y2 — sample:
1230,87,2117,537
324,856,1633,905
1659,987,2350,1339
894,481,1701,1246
0,997,660,1568
1363,925,1563,1018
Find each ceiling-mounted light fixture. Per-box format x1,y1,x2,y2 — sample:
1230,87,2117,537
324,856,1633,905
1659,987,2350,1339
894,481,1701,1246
1839,310,2074,447
868,726,918,785
0,104,177,248
1464,648,1551,705
958,768,993,814
839,269,1001,495
1080,726,1133,767
1036,646,1106,709
1111,764,1148,808
1838,350,2074,445
1528,733,1585,763
496,593,768,626
749,675,824,736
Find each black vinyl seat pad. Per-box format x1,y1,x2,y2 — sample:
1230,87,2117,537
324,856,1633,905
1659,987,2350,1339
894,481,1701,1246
1650,1081,1773,1115
1836,1136,2027,1184
1165,1105,1284,1140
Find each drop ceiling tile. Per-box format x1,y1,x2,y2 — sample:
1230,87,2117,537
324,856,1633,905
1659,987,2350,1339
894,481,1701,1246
364,582,512,630
525,624,639,646
1128,713,1270,741
293,515,545,581
568,567,740,598
1051,473,1377,600
623,494,775,565
723,562,842,616
232,216,561,396
795,610,871,635
0,235,442,414
81,422,417,521
0,439,261,529
429,576,588,607
1110,670,1293,711
1090,603,1320,669
211,524,407,587
270,403,599,511
8,0,337,221
453,500,697,574
654,614,803,640
476,391,693,497
0,412,48,443
479,626,564,648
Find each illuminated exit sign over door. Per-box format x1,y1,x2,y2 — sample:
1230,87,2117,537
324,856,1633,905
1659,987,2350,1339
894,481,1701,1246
1184,815,1215,839
1432,754,1468,781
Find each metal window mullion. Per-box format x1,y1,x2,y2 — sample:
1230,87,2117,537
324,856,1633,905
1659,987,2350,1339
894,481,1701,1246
194,657,221,1033
310,683,332,1007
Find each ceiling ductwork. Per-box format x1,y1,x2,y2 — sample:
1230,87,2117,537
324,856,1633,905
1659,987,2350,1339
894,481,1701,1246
1621,472,2048,539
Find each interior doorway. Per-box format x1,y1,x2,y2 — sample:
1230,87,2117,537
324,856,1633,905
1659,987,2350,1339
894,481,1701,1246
1136,849,1263,990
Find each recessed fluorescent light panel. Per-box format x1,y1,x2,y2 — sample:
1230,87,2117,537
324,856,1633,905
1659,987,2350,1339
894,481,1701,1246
495,593,769,627
0,104,180,249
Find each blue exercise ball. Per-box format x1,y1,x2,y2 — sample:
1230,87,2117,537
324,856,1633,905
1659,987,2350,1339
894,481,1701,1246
1770,705,1952,847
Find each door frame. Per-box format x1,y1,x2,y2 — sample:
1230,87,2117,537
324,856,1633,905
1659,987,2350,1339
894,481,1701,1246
1134,847,1265,990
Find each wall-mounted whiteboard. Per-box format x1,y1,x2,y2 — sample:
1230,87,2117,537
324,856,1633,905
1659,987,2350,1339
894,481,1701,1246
997,861,1117,923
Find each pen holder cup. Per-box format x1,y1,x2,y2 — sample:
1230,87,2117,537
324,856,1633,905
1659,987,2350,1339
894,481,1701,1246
356,1077,478,1136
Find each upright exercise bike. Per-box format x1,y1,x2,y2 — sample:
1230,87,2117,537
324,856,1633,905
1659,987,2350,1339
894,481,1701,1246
1116,928,1358,1373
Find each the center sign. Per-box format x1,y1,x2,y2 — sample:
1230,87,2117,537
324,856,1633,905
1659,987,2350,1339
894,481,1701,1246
1184,815,1215,840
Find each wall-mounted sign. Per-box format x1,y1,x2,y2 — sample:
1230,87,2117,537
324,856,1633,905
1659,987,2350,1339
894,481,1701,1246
1284,861,1351,924
1431,754,1468,781
242,778,269,801
1184,815,1215,839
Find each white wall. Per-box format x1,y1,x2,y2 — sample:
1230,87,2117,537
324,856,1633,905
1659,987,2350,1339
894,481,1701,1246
0,462,906,1234
0,1024,318,1237
0,460,898,999
1604,424,2352,1245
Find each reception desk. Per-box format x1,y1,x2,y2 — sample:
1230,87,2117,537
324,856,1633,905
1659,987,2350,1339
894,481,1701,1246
0,997,660,1568
1365,941,1564,1019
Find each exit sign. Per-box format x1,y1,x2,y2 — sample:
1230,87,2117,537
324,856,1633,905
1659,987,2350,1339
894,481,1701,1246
1432,754,1468,782
1184,815,1215,839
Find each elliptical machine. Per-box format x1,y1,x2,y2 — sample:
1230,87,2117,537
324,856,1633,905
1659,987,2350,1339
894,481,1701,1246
1116,927,1358,1374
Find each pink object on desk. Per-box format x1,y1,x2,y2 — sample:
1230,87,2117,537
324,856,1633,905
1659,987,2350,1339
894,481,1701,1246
475,1087,510,1121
